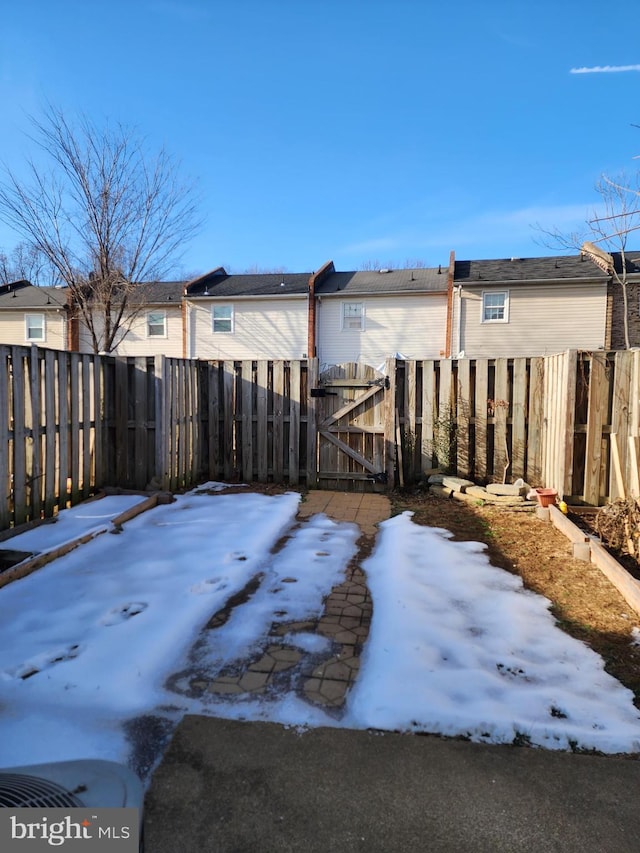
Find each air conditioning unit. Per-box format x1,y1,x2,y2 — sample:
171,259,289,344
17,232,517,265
0,759,144,848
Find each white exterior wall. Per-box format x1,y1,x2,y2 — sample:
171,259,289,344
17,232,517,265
77,307,184,355
453,282,607,358
188,297,308,360
0,310,67,350
108,308,183,357
317,294,447,368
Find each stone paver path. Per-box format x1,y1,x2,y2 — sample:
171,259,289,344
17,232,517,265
200,491,390,711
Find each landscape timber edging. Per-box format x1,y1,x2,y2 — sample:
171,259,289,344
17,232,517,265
0,491,170,589
547,504,640,618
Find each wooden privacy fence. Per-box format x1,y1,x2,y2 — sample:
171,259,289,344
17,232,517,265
0,350,314,530
395,351,640,504
2,347,639,531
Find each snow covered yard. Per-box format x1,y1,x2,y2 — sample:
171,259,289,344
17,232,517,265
0,486,639,783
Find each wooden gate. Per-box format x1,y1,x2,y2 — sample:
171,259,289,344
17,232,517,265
314,362,389,491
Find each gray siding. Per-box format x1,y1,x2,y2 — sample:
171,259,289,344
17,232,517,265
454,283,608,357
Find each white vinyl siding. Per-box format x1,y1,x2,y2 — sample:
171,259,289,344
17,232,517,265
455,283,607,357
25,313,45,342
189,298,308,359
0,311,66,349
317,294,447,367
79,307,184,356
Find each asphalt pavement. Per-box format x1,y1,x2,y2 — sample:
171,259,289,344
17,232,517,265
143,715,640,853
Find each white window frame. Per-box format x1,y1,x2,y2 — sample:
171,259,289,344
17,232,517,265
481,290,509,323
341,301,365,331
146,310,167,338
212,304,234,333
25,313,45,342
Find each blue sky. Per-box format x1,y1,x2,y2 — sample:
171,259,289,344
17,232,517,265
1,0,640,276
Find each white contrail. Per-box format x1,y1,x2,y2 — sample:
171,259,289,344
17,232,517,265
570,64,640,74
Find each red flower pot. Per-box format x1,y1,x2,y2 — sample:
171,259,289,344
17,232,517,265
535,488,558,508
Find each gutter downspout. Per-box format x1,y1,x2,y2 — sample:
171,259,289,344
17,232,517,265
181,285,189,359
308,260,335,359
444,250,455,357
456,285,463,356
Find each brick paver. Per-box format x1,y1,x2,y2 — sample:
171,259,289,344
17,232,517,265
197,490,390,711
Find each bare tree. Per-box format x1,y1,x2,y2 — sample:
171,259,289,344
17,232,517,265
0,241,61,285
0,106,201,352
240,264,290,274
539,172,640,350
359,258,429,271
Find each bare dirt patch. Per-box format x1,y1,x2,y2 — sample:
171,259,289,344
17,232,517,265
391,489,640,709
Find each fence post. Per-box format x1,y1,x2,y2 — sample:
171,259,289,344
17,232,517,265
560,350,578,499
306,358,318,489
584,351,608,505
384,357,397,488
154,355,169,489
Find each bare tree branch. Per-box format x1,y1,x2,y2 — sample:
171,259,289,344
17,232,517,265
536,172,640,349
0,105,202,352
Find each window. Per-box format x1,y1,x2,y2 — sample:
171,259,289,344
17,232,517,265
147,311,167,338
482,291,509,323
25,314,45,342
341,302,365,331
212,304,233,333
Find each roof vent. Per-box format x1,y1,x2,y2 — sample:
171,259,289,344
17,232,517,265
378,268,391,274
510,257,521,262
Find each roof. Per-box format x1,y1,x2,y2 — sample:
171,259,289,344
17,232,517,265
0,281,68,309
316,267,448,295
612,252,640,276
128,281,186,304
185,265,449,298
454,254,609,284
186,269,311,298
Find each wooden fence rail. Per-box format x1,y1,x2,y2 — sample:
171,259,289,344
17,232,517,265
1,347,639,532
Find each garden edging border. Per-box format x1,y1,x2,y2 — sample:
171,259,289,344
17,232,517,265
545,504,640,617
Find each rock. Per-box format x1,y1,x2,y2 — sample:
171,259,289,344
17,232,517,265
441,476,475,492
429,485,482,506
486,483,527,497
465,486,491,501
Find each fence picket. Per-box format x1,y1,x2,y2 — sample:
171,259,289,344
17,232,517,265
421,360,435,472
456,359,471,479
273,360,284,482
493,357,509,480
511,358,526,480
474,358,488,481
289,360,301,483
2,347,640,532
584,353,608,506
